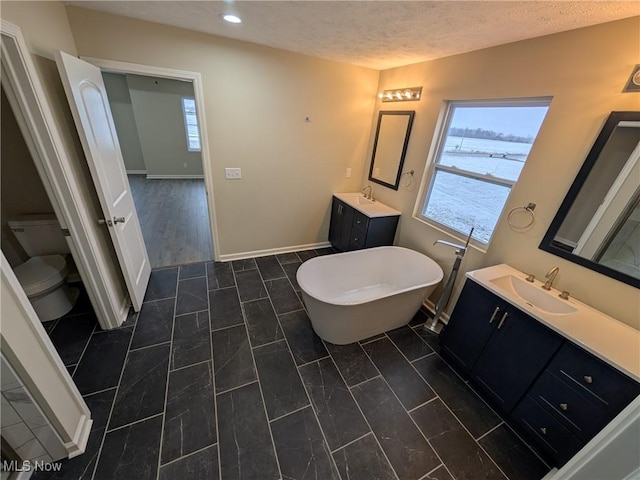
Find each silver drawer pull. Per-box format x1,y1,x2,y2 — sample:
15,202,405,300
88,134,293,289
497,312,509,329
560,403,568,411
354,237,359,242
583,375,593,384
488,307,500,324
539,427,547,435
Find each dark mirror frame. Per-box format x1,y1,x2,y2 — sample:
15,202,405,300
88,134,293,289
539,111,640,289
368,110,415,190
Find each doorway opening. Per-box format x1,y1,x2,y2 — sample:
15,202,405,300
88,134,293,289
102,71,213,268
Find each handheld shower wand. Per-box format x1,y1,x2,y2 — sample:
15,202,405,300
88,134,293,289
423,227,474,334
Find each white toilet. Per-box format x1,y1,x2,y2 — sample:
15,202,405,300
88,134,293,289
9,214,79,322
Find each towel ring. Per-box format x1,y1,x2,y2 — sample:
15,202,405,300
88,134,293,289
507,203,536,230
401,170,415,189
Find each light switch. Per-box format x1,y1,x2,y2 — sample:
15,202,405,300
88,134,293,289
346,168,352,178
225,168,242,179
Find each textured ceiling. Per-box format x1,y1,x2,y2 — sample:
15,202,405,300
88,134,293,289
64,1,639,70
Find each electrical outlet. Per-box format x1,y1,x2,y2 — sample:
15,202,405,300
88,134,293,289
346,168,352,178
225,168,242,179
183,162,188,168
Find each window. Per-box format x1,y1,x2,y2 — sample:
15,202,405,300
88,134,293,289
181,97,201,152
417,99,550,246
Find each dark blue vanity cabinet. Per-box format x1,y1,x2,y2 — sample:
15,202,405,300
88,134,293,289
328,196,399,252
441,278,640,467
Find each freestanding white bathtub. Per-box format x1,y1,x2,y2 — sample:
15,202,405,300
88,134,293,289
297,246,444,345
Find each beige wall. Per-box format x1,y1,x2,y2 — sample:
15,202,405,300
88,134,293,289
125,73,203,177
102,72,146,172
365,17,640,328
65,6,379,255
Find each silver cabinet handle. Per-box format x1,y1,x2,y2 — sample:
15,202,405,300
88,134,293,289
539,427,547,435
560,403,568,411
497,312,509,329
338,205,342,215
583,375,593,384
113,216,125,224
488,307,501,324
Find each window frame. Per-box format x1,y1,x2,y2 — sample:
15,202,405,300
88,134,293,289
413,97,551,250
181,97,201,152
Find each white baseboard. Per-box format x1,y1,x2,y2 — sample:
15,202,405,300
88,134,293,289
218,242,332,262
126,170,147,175
145,174,204,180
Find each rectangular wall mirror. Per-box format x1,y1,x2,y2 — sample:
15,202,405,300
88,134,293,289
369,110,415,190
539,111,640,288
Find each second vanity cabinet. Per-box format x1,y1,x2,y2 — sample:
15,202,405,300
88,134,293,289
328,196,399,252
441,277,640,466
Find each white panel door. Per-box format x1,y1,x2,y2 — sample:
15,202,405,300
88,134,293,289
54,51,150,311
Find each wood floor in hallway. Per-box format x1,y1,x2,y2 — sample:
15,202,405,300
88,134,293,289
128,175,213,268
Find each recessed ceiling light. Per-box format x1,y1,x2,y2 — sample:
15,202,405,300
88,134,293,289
220,13,242,24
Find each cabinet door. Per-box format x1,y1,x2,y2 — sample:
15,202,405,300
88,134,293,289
471,309,563,413
440,281,503,373
328,198,354,252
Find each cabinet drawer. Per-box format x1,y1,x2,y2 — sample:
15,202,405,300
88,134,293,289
352,211,369,231
513,396,584,465
529,371,606,441
547,343,640,413
349,229,366,250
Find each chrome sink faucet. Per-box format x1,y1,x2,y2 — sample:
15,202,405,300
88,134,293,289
542,266,559,290
362,185,373,200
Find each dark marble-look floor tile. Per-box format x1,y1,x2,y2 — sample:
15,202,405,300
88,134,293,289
479,424,549,480
411,399,507,480
359,332,387,344
94,415,162,480
276,252,300,264
171,311,211,370
256,255,286,280
408,309,430,327
217,382,280,480
66,364,76,376
122,308,138,328
179,262,206,280
423,466,455,480
211,325,256,393
235,269,267,302
271,407,340,480
159,445,219,480
145,268,178,301
278,310,328,366
176,277,208,316
387,325,434,362
32,428,104,480
333,434,396,480
299,358,369,450
363,338,435,410
232,258,257,272
413,355,501,438
73,328,132,395
83,388,116,432
42,319,58,334
281,262,301,291
296,250,318,261
242,299,283,346
413,326,442,353
109,344,170,429
207,261,235,290
162,362,216,464
326,342,379,387
131,298,174,350
48,313,96,365
265,277,302,315
351,377,440,480
315,247,336,256
63,286,94,317
209,287,243,330
253,340,309,420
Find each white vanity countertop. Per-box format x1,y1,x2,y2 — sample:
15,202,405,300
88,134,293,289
466,264,640,382
334,193,401,218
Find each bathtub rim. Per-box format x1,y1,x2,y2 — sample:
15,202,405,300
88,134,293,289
296,246,443,307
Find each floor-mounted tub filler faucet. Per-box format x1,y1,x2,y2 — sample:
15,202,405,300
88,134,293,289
424,227,474,334
362,185,373,200
542,266,559,290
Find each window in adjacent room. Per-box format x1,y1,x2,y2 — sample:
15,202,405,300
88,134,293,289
416,99,550,247
181,97,201,152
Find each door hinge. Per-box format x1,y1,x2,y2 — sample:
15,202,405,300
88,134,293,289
61,228,71,237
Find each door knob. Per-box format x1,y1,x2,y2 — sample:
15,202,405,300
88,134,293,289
98,218,113,226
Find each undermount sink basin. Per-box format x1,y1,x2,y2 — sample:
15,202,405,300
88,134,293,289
490,275,577,315
355,196,374,205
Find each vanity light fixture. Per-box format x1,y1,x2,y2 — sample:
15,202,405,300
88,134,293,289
378,86,422,102
220,13,242,24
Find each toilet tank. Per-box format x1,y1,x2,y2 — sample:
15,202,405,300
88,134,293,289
8,214,70,257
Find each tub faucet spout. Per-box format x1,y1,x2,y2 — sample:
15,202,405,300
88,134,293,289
542,266,559,290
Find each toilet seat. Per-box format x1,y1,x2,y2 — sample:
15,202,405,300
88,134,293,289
14,255,67,297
